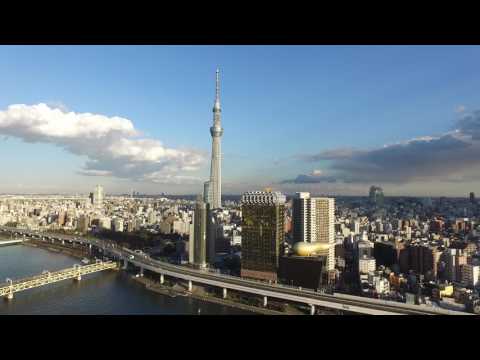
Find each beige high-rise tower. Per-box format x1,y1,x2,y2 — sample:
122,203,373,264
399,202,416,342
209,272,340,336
292,192,335,271
208,69,223,209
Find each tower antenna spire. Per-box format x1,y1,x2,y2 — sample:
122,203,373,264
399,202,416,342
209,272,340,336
216,68,220,101
214,68,221,111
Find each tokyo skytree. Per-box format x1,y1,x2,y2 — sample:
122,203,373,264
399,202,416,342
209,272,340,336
208,69,223,209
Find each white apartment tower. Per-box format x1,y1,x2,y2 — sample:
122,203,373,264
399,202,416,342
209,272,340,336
93,185,104,209
292,192,335,271
462,263,480,287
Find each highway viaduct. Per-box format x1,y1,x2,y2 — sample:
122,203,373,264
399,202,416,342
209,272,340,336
0,226,471,316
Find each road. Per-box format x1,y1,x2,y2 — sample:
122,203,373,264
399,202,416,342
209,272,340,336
1,226,472,315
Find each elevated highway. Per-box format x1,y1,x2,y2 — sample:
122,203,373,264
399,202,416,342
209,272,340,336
0,226,471,315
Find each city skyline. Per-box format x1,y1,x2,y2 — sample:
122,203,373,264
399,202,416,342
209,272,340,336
0,46,480,196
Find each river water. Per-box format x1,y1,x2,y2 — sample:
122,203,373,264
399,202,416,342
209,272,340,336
0,244,252,315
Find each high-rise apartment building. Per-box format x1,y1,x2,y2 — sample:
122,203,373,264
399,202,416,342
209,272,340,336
462,262,480,287
57,211,66,226
292,192,335,271
358,255,376,274
146,209,156,225
112,217,124,232
241,190,286,282
207,69,223,209
357,233,374,258
93,185,104,209
444,248,467,282
350,220,360,235
399,243,441,280
77,214,89,233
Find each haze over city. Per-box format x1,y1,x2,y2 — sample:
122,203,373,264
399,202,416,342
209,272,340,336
1,45,480,196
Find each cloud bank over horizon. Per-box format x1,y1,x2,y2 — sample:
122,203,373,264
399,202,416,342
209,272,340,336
0,103,205,184
284,110,480,187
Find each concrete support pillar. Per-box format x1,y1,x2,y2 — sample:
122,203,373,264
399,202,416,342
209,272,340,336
263,296,268,307
6,291,13,300
123,259,128,270
223,288,227,299
62,240,65,245
140,267,144,277
160,274,164,284
74,274,82,282
188,280,192,292
310,305,315,315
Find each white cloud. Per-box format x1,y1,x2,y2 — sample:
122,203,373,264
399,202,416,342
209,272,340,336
456,105,466,113
0,103,206,184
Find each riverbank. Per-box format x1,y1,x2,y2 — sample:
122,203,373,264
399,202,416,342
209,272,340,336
131,276,297,315
0,245,249,315
19,241,304,315
0,240,24,247
23,240,88,261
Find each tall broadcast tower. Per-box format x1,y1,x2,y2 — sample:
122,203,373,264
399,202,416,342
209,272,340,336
208,69,223,209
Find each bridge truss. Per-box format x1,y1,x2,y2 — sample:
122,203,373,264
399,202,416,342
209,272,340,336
0,261,117,300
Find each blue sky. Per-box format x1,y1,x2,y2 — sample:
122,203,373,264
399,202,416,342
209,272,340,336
0,45,479,196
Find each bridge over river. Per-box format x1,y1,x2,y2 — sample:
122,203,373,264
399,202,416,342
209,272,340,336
0,226,472,315
0,260,117,300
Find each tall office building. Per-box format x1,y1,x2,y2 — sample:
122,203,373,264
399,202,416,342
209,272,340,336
241,190,286,281
189,217,195,264
93,185,104,209
292,192,335,271
206,210,216,263
369,185,384,207
292,192,314,243
192,196,207,268
208,69,223,209
470,192,476,204
203,181,212,205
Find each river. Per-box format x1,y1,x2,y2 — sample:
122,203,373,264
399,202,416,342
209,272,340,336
0,244,252,315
